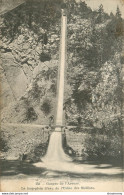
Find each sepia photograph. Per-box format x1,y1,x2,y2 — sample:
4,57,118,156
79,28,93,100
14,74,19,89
0,0,124,192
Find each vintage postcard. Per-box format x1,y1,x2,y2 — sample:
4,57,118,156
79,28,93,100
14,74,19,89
0,0,124,192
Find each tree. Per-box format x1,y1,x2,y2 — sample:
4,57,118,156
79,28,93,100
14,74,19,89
98,4,104,14
115,6,123,38
116,6,121,19
96,4,104,23
110,12,114,19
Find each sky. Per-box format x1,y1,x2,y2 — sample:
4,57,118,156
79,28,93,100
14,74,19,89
0,0,124,18
84,0,124,17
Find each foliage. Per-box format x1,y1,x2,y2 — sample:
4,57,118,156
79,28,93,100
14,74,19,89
24,141,49,163
25,107,38,122
0,133,9,152
40,52,51,62
41,99,52,115
83,133,122,160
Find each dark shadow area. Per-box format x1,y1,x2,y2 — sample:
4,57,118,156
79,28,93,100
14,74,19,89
73,158,123,168
0,159,46,176
0,159,123,180
32,166,123,180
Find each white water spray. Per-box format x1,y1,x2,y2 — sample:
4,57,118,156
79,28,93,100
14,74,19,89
42,129,72,162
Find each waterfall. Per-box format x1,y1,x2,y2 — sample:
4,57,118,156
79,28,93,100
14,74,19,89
42,128,72,162
41,9,72,163
55,12,67,126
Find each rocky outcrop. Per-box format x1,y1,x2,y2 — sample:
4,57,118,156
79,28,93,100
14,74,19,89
0,7,60,123
1,52,28,101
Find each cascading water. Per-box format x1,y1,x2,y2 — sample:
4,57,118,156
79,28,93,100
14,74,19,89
42,128,72,162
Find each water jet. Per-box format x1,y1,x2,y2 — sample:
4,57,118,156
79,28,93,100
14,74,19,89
41,8,72,163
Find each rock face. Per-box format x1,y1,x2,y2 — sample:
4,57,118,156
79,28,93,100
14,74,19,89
0,0,61,124
1,53,28,102
0,0,25,15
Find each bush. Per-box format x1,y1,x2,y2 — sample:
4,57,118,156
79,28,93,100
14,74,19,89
26,107,38,122
41,99,52,115
0,135,9,152
23,141,49,163
40,52,51,62
83,133,122,160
